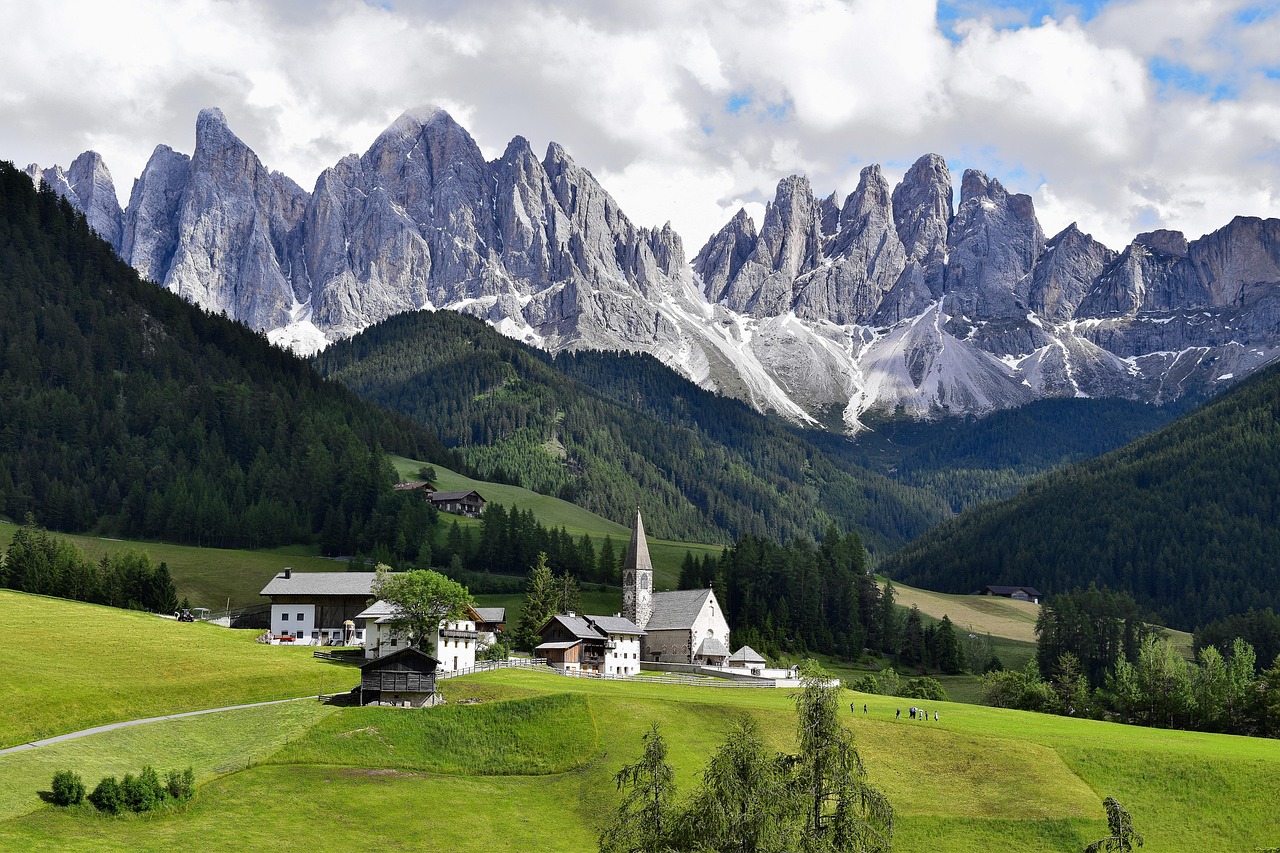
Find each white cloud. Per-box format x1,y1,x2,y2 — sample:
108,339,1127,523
1,0,1277,257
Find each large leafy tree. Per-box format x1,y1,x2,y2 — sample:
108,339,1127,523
370,566,472,652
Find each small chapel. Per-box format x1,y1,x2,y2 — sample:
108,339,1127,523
623,510,732,665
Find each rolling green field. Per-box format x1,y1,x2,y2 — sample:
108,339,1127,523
0,591,358,748
0,667,1277,851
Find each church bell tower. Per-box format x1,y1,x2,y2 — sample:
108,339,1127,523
622,508,653,629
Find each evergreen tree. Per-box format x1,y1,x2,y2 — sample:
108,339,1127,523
599,723,676,853
792,661,893,852
516,553,560,651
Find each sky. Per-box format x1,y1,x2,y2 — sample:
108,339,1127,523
2,0,1278,252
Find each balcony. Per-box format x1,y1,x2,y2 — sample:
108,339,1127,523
441,628,479,640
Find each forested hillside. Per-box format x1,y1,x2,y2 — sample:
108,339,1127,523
836,396,1181,512
883,360,1280,630
315,310,946,549
0,162,451,551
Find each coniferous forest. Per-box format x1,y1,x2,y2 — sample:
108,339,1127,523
883,359,1280,631
315,308,951,550
0,161,453,552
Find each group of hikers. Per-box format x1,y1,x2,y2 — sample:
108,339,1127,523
850,702,939,722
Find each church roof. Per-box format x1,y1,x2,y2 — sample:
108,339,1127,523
645,589,713,631
696,636,730,659
624,509,653,573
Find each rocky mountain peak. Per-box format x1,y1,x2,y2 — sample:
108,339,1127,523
1135,229,1189,257
945,168,1043,320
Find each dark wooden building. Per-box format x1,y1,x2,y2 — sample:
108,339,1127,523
429,489,487,517
359,647,441,707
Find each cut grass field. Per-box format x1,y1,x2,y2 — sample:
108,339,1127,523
1,668,1277,851
0,591,359,748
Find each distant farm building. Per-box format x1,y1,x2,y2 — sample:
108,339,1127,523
393,481,437,494
974,585,1042,604
359,647,440,707
429,489,486,517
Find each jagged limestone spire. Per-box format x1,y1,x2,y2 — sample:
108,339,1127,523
622,508,653,629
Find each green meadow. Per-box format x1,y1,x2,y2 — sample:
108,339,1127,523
0,665,1277,851
0,591,357,748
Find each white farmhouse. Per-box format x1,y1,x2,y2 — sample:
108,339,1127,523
356,599,484,673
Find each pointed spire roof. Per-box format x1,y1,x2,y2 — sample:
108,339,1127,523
624,508,653,573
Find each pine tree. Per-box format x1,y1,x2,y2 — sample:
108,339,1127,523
516,553,560,651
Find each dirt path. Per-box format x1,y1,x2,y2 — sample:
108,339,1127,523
0,696,314,756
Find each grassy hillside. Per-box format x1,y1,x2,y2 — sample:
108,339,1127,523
1,669,1277,851
884,360,1280,631
0,590,357,748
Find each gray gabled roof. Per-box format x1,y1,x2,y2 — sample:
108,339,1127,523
979,585,1042,598
430,490,485,502
696,636,730,658
543,614,603,641
261,571,377,598
473,607,506,624
588,614,645,636
728,645,767,664
534,640,582,651
644,589,712,631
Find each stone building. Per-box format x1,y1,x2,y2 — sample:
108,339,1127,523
622,510,731,665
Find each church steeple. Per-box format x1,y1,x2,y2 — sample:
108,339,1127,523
622,508,653,629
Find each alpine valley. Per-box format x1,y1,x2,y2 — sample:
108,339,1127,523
28,107,1280,431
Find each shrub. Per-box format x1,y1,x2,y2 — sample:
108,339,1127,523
848,675,878,694
119,771,159,813
165,767,195,802
87,776,123,814
901,676,949,702
49,770,84,806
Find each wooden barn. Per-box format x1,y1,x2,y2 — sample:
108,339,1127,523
359,647,441,708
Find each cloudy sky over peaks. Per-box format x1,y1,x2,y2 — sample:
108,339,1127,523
2,0,1278,251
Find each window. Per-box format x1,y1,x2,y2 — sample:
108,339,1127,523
297,613,305,621
311,631,319,639
390,638,398,647
281,613,289,621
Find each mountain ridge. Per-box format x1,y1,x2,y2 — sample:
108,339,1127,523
26,106,1280,431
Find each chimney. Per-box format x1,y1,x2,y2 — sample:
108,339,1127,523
567,611,575,618
284,568,292,579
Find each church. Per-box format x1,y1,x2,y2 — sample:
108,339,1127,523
623,510,732,665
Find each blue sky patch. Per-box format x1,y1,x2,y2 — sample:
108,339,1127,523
937,0,1111,40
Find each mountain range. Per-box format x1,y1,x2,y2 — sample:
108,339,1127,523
27,107,1280,430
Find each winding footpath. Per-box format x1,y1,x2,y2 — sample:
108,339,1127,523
0,696,314,757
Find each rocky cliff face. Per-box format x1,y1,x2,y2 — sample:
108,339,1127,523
26,152,124,251
30,108,1280,430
